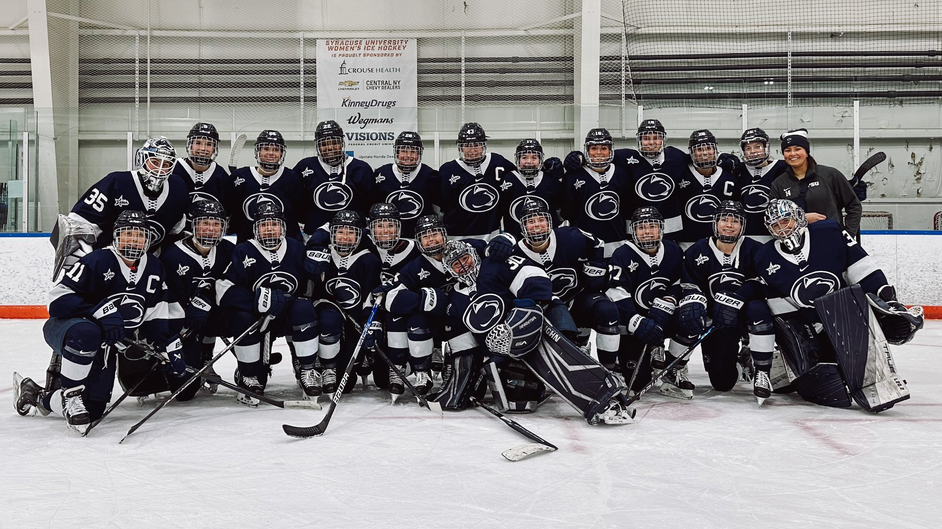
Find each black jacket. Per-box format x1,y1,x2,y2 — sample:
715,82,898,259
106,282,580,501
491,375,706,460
769,157,862,235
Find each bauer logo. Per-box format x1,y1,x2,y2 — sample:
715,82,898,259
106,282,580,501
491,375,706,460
634,172,675,202
584,190,620,221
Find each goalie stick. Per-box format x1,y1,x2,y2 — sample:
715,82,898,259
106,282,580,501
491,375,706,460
282,302,381,438
624,326,715,407
470,397,558,462
228,133,247,173
370,344,443,415
850,151,886,187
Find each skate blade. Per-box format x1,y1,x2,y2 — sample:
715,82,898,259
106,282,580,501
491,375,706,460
68,422,90,435
390,393,402,405
756,395,769,406
659,385,694,400
236,395,260,407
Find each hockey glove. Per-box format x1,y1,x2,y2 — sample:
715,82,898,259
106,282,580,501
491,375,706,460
420,287,447,316
485,233,516,263
718,152,742,173
712,291,745,330
648,297,676,331
305,249,330,280
184,295,213,334
362,320,384,350
255,287,288,317
677,293,709,336
92,299,125,346
628,314,664,346
564,151,586,172
542,156,563,175
370,285,389,307
158,335,187,376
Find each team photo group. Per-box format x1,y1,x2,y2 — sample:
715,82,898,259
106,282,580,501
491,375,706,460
11,117,926,436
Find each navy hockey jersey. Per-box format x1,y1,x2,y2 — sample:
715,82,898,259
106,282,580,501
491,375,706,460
734,159,788,238
172,159,234,216
615,146,687,239
294,155,374,235
160,238,236,307
229,166,306,243
374,238,423,286
383,238,486,316
512,227,606,304
674,165,739,243
216,237,318,312
501,168,565,241
680,236,763,302
562,165,632,257
371,163,439,238
318,246,382,324
438,152,516,238
606,240,685,322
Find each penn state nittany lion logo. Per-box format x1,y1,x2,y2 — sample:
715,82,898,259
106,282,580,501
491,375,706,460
584,191,620,221
509,195,550,225
386,189,424,220
458,183,499,213
313,181,353,212
326,276,362,310
789,271,841,308
634,172,675,202
144,218,167,246
707,271,744,298
685,194,722,224
106,292,147,329
634,277,672,310
548,268,579,299
252,271,299,296
189,191,218,204
740,184,771,214
243,194,285,222
462,292,505,333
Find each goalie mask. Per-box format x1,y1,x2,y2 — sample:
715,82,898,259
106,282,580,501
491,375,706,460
584,128,614,170
689,129,718,169
135,137,176,194
189,199,228,249
630,207,664,252
514,139,544,177
443,240,480,285
186,122,220,167
315,120,346,167
456,122,487,167
368,202,401,251
255,130,286,173
713,200,746,244
330,209,365,256
252,201,286,251
394,131,423,174
113,210,153,261
414,214,448,257
519,197,552,247
740,127,770,167
764,199,807,253
637,119,666,160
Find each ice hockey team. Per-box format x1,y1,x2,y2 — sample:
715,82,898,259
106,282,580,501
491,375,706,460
13,120,925,435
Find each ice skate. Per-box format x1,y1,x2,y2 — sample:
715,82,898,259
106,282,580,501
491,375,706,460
737,346,755,383
322,367,337,396
62,385,90,435
389,365,405,404
201,363,219,394
413,370,433,397
649,345,667,370
660,365,694,399
299,367,322,399
430,347,444,379
754,370,772,406
13,372,48,417
590,398,636,425
234,368,263,407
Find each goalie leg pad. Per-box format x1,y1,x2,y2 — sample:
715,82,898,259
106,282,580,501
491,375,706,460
429,350,485,411
486,359,547,413
773,314,828,378
794,363,852,408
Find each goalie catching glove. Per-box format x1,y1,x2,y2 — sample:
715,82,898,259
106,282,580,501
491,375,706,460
485,300,543,358
867,285,924,345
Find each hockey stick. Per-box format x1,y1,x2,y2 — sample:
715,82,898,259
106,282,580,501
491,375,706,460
201,372,320,410
470,396,558,462
624,326,715,407
119,316,268,443
625,344,650,394
228,133,247,173
282,302,381,438
370,344,443,415
850,151,886,187
83,361,161,437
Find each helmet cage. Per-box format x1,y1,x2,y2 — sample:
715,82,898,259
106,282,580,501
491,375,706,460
253,217,285,250
255,142,286,172
520,210,552,246
317,136,346,167
764,200,808,252
330,224,362,255
113,225,153,261
713,211,745,244
186,135,219,167
192,215,228,249
637,130,666,160
369,218,401,250
394,144,423,173
631,217,664,251
443,241,480,284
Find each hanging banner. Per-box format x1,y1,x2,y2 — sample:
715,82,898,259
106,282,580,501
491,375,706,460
316,38,418,165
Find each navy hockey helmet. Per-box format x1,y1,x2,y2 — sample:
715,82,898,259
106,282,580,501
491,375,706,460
514,139,544,177
713,200,746,244
414,214,448,257
443,240,480,284
255,130,286,173
186,122,220,167
630,206,665,251
764,199,807,252
519,197,553,246
330,209,365,256
740,128,770,167
394,131,424,173
189,198,228,249
637,119,667,160
252,200,286,251
456,122,487,166
689,129,718,169
584,128,614,170
368,202,402,250
315,120,346,167
135,137,177,194
113,209,153,261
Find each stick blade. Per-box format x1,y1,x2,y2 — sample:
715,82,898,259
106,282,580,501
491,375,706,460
283,400,323,410
425,399,443,415
501,443,557,462
282,423,326,438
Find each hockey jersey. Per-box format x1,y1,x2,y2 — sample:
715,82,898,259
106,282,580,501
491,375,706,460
228,166,306,243
680,236,763,302
374,238,423,287
294,155,374,235
384,238,487,316
216,237,319,313
371,163,439,238
171,159,235,218
615,146,687,239
674,165,739,243
438,152,516,238
606,240,685,322
734,159,788,238
512,227,606,304
160,238,236,307
562,164,632,257
317,245,382,324
500,168,565,241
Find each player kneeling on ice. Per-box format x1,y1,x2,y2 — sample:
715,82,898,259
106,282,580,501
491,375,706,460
215,201,323,406
14,210,186,434
754,199,923,412
432,240,635,425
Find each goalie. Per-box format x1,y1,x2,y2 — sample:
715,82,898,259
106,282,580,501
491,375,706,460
754,199,923,412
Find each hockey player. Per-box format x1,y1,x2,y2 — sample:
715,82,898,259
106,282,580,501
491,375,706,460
172,122,234,215
52,137,189,278
734,128,787,242
674,200,776,404
215,201,321,405
15,210,185,434
755,199,921,411
160,198,235,394
438,122,516,240
561,128,633,258
673,130,740,247
512,198,620,374
436,240,634,424
371,131,438,238
500,139,565,242
294,120,374,236
606,207,687,396
229,130,306,245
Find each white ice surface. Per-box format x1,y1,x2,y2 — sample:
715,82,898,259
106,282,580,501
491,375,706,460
1,319,940,529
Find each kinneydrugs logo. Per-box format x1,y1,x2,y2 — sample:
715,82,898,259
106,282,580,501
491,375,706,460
341,97,397,109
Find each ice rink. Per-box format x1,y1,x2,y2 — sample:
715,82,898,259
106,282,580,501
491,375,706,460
1,318,939,528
